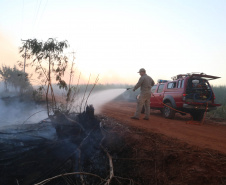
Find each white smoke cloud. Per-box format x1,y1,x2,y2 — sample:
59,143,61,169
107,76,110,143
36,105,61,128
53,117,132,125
86,89,126,113
0,97,47,127
0,83,127,127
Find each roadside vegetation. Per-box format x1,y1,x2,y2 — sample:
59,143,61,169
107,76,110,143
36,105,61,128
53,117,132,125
207,86,226,120
0,65,32,98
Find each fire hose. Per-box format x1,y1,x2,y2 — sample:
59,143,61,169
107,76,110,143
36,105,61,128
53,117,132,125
126,88,208,125
150,92,208,125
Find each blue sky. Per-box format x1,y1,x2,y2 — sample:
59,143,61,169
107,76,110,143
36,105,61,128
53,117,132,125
0,0,225,85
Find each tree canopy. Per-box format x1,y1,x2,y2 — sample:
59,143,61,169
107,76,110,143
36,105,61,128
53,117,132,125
0,65,31,92
19,38,69,116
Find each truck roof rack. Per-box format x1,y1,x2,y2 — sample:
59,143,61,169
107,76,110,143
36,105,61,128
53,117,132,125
171,72,221,80
171,74,189,80
190,74,221,80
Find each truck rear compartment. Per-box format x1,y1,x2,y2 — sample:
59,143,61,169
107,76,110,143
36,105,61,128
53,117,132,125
185,78,213,104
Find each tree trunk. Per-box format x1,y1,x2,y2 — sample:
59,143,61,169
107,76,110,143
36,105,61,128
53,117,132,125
4,81,8,92
47,55,57,115
46,83,50,117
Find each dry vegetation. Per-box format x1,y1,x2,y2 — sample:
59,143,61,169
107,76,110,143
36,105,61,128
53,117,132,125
207,86,226,120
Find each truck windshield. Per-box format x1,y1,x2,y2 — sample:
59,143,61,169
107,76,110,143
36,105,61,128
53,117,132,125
157,84,165,93
151,85,157,93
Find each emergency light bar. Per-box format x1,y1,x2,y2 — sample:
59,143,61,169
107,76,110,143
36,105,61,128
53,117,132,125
158,79,168,83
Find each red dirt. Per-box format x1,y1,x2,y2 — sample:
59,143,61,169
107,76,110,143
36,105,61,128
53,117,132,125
101,100,226,154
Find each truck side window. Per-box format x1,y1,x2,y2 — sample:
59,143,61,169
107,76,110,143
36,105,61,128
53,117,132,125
178,80,181,88
157,84,165,93
181,80,184,88
167,82,176,89
151,85,157,93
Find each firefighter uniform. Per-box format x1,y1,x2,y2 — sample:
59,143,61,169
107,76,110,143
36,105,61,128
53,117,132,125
133,71,154,119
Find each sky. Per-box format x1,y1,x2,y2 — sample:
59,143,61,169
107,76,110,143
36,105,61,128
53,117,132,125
0,0,225,85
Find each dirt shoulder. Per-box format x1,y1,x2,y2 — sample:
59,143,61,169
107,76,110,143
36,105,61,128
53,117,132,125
100,100,226,154
99,115,226,185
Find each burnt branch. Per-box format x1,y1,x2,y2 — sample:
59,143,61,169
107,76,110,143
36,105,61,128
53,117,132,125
34,172,107,185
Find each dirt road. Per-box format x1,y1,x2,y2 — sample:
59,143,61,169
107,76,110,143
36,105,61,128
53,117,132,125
101,101,226,154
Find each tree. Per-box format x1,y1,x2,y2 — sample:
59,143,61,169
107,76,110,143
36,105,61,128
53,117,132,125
19,38,69,116
0,65,31,93
0,65,10,91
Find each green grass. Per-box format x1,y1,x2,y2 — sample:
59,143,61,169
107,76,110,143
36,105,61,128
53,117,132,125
212,86,226,105
208,85,226,120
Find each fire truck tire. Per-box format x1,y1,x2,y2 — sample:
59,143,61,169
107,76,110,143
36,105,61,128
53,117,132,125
163,102,175,119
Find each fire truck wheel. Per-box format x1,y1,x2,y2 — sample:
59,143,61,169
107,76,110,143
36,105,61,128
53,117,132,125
163,102,175,119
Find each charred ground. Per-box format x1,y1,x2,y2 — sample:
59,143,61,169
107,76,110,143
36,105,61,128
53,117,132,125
0,109,226,185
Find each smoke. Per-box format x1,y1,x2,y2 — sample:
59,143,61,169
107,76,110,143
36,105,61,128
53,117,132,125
0,97,47,127
0,86,128,127
79,89,126,113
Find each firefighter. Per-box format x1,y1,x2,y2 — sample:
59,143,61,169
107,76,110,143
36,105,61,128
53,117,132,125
131,68,154,120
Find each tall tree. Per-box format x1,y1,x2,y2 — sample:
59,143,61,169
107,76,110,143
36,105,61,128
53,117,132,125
20,38,69,116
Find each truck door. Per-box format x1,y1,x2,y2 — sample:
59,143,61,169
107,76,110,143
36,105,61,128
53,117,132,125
151,84,165,108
